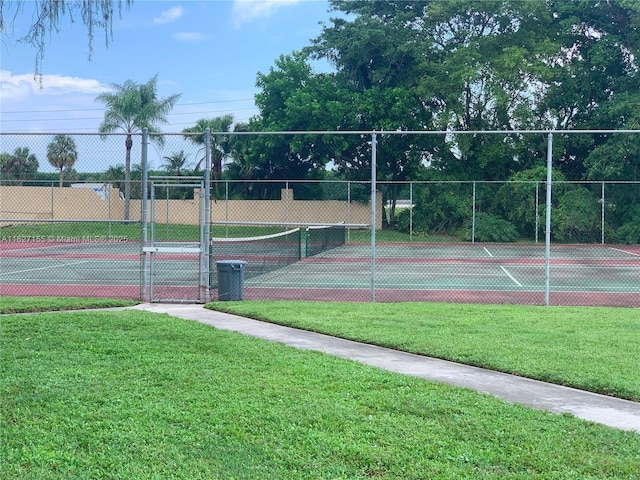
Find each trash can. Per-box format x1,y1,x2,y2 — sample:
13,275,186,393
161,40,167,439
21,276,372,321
216,260,247,301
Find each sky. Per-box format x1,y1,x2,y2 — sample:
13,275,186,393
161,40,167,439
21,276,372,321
0,0,336,172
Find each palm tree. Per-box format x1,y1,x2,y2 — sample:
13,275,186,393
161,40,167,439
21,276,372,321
46,135,78,187
96,74,181,219
182,115,234,195
102,164,126,193
161,150,189,176
2,147,39,185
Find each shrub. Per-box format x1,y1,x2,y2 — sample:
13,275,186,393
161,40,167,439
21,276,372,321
612,220,640,244
461,212,518,242
394,207,413,233
395,183,472,235
552,188,600,243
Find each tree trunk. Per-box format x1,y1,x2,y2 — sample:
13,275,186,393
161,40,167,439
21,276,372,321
213,149,221,197
124,135,133,220
59,168,64,188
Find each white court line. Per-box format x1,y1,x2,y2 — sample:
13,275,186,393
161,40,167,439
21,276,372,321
484,247,521,286
610,247,640,257
500,266,522,287
0,260,93,276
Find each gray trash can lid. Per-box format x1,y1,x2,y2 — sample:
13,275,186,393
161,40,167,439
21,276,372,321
216,260,247,265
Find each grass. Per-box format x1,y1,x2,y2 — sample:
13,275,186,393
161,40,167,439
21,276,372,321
0,221,438,243
0,222,143,240
0,297,138,314
206,301,640,402
1,307,639,479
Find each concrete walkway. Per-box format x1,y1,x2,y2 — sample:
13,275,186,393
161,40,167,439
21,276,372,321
130,303,640,434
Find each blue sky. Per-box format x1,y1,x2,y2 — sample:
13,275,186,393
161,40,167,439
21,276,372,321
0,0,334,133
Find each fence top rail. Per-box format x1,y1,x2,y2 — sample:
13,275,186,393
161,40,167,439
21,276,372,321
150,128,640,136
0,132,143,137
4,129,640,137
205,179,640,185
1,179,638,184
149,176,204,180
0,218,141,224
151,183,203,188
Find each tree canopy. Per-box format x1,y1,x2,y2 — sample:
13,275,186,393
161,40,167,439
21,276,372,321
46,134,78,187
0,0,132,83
0,147,39,185
220,0,639,236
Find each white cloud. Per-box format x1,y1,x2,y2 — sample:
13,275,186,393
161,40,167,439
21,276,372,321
172,32,209,42
0,70,107,103
153,6,184,25
231,0,301,28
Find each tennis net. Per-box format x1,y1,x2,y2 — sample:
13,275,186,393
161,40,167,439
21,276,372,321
209,228,302,284
305,224,346,257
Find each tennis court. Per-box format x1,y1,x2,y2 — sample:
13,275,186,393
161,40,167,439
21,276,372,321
238,242,640,305
1,232,638,306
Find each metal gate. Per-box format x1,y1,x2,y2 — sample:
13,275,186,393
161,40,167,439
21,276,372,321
142,177,210,303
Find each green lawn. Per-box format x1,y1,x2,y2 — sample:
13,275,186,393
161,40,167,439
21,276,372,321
206,301,640,402
0,221,428,243
0,297,138,314
1,307,639,479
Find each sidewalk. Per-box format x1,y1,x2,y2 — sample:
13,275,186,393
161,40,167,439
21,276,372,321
130,303,640,434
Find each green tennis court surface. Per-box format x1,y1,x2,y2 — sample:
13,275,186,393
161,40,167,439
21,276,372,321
244,244,639,292
1,239,638,305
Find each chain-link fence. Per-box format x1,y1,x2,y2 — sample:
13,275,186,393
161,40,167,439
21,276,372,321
1,131,638,306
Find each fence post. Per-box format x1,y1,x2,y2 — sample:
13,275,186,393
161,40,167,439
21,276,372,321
203,128,212,301
50,181,54,237
370,131,377,303
285,180,290,224
225,180,229,238
545,132,553,306
410,181,413,241
108,181,112,237
472,181,476,243
347,181,351,243
140,129,149,302
165,185,169,240
535,182,539,243
601,181,605,245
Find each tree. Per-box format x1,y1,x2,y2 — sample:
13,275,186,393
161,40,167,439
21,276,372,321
46,135,78,187
96,75,181,219
538,0,640,179
161,151,189,176
102,164,125,193
308,6,443,220
160,151,192,200
0,0,132,84
0,153,12,183
182,115,234,195
0,147,39,185
306,0,640,222
230,53,360,199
